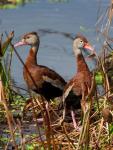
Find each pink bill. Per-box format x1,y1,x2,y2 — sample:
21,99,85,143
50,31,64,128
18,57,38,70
14,41,26,48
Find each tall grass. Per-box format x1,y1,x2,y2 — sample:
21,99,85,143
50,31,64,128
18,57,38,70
0,31,18,149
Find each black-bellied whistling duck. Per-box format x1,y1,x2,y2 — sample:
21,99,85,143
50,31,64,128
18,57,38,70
14,32,66,106
60,34,94,129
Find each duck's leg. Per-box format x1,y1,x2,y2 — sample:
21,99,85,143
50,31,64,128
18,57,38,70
45,101,50,118
71,110,78,129
36,118,44,123
71,110,77,128
45,101,51,123
45,101,49,111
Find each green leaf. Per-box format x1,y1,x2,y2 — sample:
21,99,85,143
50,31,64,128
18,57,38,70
26,144,34,150
0,62,8,86
109,124,113,135
0,137,9,143
95,72,104,85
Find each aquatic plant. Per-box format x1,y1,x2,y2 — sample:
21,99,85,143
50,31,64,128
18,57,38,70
0,0,35,9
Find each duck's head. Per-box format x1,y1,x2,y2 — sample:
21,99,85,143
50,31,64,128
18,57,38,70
14,32,40,48
73,34,95,56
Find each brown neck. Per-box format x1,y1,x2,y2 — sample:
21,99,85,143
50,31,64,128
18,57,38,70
76,53,89,72
25,45,39,66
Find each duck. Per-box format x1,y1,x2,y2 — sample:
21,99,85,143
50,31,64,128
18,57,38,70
14,32,66,108
60,34,94,129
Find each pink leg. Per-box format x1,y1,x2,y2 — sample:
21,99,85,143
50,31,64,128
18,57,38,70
71,110,79,130
46,102,49,111
37,118,44,124
45,102,51,121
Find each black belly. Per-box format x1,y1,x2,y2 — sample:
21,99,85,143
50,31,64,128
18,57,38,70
34,81,63,101
65,90,81,110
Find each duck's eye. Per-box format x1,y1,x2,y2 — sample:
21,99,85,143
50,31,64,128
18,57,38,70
26,36,30,39
80,40,83,43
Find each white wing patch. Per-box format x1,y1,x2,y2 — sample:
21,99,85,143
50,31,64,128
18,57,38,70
62,83,74,103
42,75,64,90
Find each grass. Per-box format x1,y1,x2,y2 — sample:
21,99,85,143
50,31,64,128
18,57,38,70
1,0,113,149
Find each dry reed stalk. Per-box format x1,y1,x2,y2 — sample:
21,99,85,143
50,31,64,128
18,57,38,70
103,48,110,97
16,119,25,150
0,78,3,102
77,73,95,150
97,118,104,143
0,77,18,149
62,125,76,149
35,96,58,150
38,96,52,150
30,96,46,149
4,127,17,150
108,0,113,29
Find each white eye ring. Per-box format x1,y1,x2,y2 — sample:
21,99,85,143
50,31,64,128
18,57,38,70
80,40,83,43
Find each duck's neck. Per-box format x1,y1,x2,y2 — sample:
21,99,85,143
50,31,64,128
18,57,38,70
25,44,39,66
76,53,89,72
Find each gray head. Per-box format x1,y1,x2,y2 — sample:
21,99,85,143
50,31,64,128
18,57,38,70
14,32,40,48
73,34,94,56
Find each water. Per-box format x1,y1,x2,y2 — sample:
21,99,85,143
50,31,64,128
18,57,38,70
0,0,110,90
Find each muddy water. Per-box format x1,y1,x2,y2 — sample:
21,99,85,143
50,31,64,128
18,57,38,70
0,0,110,90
